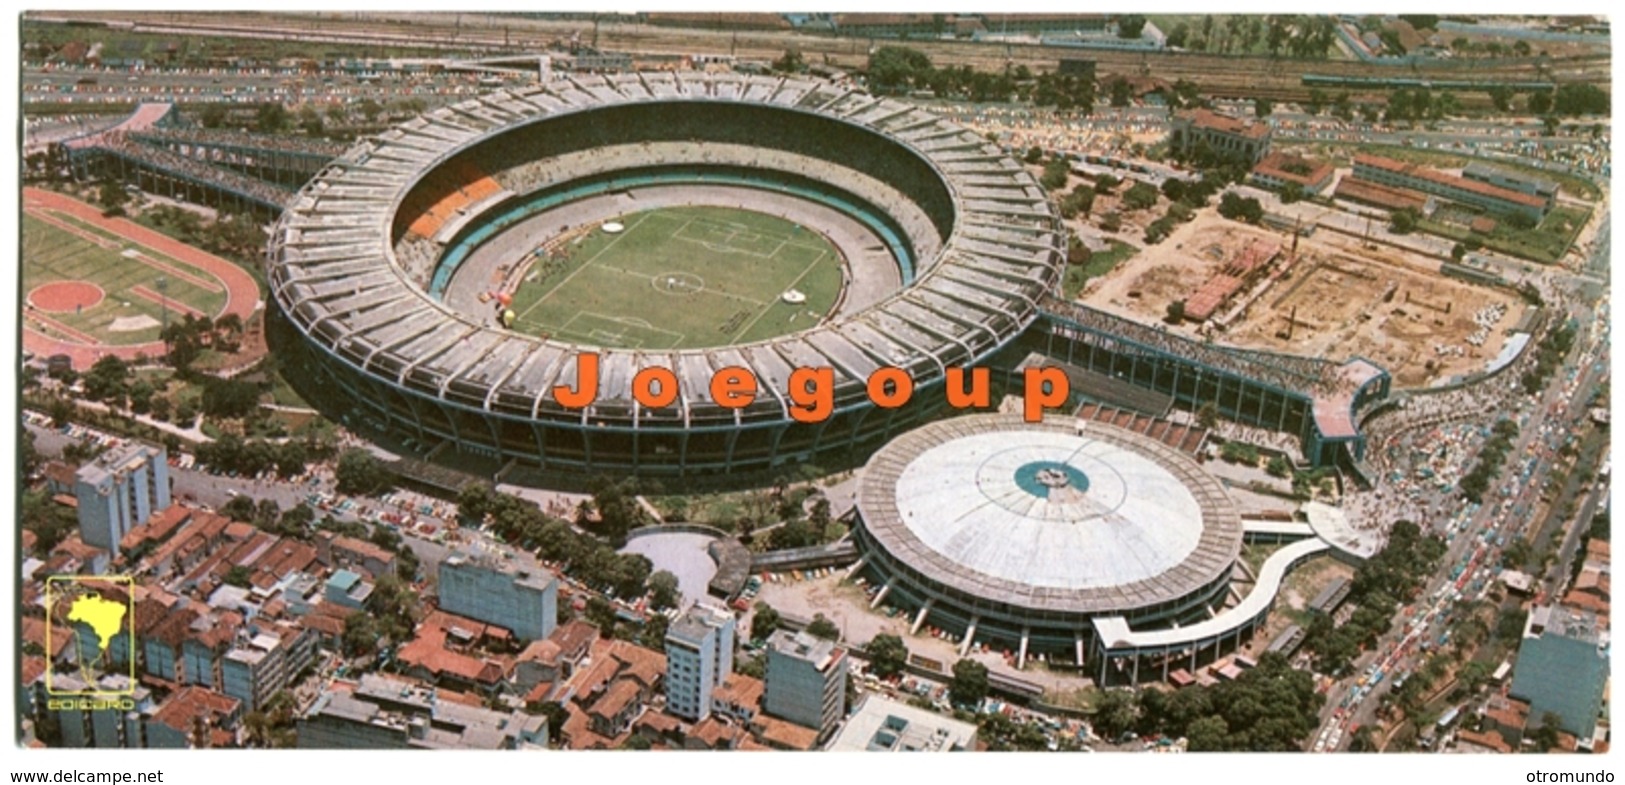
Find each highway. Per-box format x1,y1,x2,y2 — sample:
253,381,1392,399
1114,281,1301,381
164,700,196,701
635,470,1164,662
1310,231,1610,752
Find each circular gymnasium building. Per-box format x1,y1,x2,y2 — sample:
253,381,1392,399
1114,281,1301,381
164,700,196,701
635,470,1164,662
268,72,1062,476
853,413,1245,658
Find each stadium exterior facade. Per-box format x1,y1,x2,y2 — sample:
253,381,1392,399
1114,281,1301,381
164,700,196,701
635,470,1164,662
269,73,1064,477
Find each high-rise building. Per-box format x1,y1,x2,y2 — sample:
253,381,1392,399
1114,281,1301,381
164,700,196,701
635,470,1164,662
663,602,736,722
437,550,558,641
74,442,170,557
763,629,847,741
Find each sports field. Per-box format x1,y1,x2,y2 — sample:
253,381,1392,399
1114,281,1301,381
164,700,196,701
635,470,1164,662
504,206,846,350
24,211,229,345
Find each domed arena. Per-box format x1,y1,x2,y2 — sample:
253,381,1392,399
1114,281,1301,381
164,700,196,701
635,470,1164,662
853,413,1245,661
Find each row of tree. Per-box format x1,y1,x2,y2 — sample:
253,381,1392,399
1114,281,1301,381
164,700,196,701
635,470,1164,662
1303,520,1448,675
455,481,657,601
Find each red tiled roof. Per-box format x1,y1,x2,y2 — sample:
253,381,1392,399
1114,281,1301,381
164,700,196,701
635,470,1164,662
712,674,765,713
1334,177,1429,212
21,656,48,686
43,461,78,488
1179,108,1271,140
1457,728,1513,753
688,715,742,749
549,620,600,661
149,686,241,735
1252,152,1334,188
753,715,820,750
23,616,73,659
1354,155,1547,210
589,678,642,721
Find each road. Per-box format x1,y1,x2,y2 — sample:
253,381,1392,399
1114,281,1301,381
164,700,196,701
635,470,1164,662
1310,246,1609,750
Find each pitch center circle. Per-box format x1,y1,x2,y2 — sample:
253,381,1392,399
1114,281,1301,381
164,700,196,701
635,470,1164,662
652,272,706,296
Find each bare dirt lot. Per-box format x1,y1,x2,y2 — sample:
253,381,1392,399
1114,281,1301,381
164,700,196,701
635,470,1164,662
1084,214,1524,387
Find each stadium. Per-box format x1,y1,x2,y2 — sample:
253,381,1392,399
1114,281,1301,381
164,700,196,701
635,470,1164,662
268,72,1064,476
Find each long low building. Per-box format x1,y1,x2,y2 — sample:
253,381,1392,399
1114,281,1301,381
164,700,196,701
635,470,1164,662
1352,154,1549,222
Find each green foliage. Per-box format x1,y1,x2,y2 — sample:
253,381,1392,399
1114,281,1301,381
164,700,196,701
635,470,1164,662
1217,192,1264,224
979,712,1049,750
223,565,254,588
806,613,840,641
867,46,933,93
1116,14,1147,39
1306,521,1446,675
949,658,989,707
1389,206,1420,235
1220,441,1260,465
1122,181,1160,211
335,448,393,496
866,634,908,679
200,376,262,420
1040,158,1071,191
648,570,681,611
1164,299,1186,324
771,48,805,74
751,603,781,641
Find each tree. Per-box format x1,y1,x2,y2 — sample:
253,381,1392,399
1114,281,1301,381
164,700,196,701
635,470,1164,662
1390,206,1419,234
223,565,254,588
1279,181,1305,205
335,448,393,495
222,495,257,522
638,613,670,651
1122,181,1159,211
342,611,381,657
358,98,384,122
751,603,781,641
1254,97,1274,117
1528,90,1553,115
255,102,290,133
1117,14,1147,39
97,181,131,217
1109,77,1133,108
1267,455,1292,478
1196,401,1220,430
867,46,932,94
867,633,908,679
82,355,130,405
1532,712,1564,751
199,103,229,128
1093,689,1140,740
948,658,989,708
1164,299,1186,324
1024,146,1044,164
648,570,681,611
200,377,262,420
805,613,840,641
772,49,805,74
1451,242,1467,262
297,104,324,137
1040,158,1071,191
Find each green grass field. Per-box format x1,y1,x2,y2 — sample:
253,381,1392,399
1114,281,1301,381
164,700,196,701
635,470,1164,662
505,206,846,350
23,212,226,345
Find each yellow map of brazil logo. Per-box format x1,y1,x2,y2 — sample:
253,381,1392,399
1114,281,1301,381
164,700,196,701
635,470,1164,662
45,576,136,697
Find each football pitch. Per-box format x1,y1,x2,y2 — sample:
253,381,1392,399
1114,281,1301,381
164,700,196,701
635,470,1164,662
22,211,227,345
504,206,846,350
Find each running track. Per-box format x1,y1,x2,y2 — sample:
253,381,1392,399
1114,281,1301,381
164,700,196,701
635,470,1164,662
23,187,263,370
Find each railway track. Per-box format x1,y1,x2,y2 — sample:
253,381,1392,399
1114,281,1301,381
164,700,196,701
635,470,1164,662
29,11,1610,104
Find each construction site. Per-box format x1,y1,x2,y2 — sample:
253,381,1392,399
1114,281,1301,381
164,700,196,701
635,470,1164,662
1085,215,1526,388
